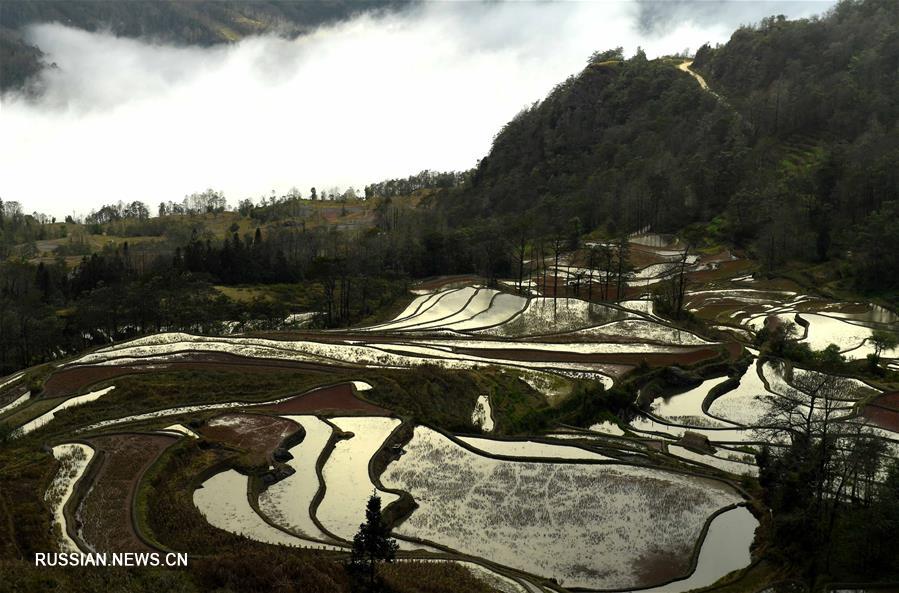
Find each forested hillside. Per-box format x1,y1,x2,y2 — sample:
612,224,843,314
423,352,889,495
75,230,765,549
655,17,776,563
692,0,899,289
442,48,739,235
0,0,402,91
439,0,898,293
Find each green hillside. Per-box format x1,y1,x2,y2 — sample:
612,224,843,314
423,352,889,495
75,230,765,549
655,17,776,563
437,0,898,293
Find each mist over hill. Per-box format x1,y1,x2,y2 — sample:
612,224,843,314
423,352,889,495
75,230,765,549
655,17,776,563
0,0,831,219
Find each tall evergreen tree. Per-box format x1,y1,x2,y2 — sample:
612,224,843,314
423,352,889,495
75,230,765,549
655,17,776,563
349,493,399,592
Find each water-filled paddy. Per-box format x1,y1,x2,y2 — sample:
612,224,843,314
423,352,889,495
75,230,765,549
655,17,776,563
383,426,741,589
626,506,758,593
9,233,896,592
317,416,401,541
651,376,733,428
46,443,95,553
195,469,338,550
257,415,335,542
458,436,612,461
14,386,116,437
471,395,494,432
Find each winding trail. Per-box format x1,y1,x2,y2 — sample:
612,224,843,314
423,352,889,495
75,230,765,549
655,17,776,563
678,60,723,102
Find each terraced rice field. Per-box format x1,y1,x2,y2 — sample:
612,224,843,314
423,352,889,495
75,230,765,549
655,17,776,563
458,436,613,461
317,416,401,541
78,433,177,552
4,231,895,593
195,469,333,550
257,415,336,542
45,443,95,553
383,426,744,589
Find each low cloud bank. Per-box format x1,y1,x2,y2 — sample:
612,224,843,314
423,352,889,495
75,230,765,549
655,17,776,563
0,1,832,218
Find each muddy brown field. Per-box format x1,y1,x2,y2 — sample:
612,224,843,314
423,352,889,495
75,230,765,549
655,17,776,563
260,383,388,415
198,413,300,457
863,391,899,432
78,433,178,552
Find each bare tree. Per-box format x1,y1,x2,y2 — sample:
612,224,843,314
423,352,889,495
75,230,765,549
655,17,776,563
755,369,888,575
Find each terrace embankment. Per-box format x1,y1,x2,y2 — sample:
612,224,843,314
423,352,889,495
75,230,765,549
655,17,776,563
414,275,486,291
450,345,733,367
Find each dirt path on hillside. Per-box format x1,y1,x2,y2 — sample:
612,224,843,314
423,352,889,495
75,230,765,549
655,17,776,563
678,60,723,102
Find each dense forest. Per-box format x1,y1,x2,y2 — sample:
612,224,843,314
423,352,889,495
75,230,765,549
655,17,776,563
692,0,899,289
0,0,403,91
441,47,740,235
438,0,898,294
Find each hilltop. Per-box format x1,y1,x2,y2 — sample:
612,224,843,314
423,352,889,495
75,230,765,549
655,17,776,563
436,0,898,297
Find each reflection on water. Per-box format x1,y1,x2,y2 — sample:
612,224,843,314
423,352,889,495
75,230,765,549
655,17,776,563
630,233,675,248
822,303,898,326
629,506,757,593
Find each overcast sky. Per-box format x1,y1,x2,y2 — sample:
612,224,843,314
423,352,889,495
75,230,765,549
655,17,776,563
0,0,834,219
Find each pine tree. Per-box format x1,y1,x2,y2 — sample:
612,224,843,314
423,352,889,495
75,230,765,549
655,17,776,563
349,493,398,592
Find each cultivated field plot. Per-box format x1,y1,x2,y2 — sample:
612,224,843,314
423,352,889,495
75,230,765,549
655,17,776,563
651,376,734,428
78,433,177,552
631,506,757,593
13,386,115,437
45,443,94,553
863,392,899,433
59,294,730,400
197,413,299,460
4,227,895,593
382,427,742,589
706,361,772,426
458,436,613,461
317,416,401,542
195,469,337,550
258,415,336,541
260,382,388,415
746,312,899,360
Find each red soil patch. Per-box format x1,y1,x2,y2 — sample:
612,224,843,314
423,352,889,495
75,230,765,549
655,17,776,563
260,383,388,415
870,391,899,410
43,353,339,397
724,341,743,361
79,433,177,553
628,247,672,268
863,406,899,433
863,391,899,432
197,413,299,456
43,366,134,398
